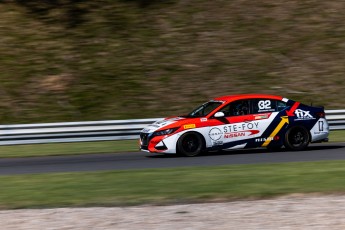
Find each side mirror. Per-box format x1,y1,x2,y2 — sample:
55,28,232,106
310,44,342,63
214,112,225,118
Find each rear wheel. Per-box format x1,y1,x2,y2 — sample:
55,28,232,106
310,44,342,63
284,126,310,151
177,132,204,157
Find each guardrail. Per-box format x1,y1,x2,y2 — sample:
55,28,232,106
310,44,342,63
0,118,161,145
0,110,343,145
326,110,345,130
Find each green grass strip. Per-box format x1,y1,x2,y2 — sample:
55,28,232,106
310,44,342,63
0,140,138,158
0,160,345,209
329,130,345,142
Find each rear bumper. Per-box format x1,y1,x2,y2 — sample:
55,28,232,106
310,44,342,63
311,138,329,143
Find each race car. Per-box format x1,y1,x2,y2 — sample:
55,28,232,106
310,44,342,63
139,94,329,156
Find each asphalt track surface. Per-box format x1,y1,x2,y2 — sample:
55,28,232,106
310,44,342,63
0,143,344,175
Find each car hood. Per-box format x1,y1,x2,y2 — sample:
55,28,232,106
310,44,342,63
142,116,188,133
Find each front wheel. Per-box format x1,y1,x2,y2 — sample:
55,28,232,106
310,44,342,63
177,132,204,157
284,126,310,151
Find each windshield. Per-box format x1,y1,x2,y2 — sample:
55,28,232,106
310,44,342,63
187,101,223,118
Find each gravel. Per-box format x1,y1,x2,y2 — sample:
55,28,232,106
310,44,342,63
1,194,345,230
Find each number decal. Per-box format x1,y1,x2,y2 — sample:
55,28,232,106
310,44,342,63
258,100,271,110
318,121,324,132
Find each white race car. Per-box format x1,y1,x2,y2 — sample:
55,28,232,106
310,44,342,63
140,94,329,156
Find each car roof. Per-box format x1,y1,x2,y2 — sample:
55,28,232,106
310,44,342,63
213,94,283,103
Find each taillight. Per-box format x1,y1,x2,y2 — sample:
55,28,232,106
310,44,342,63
316,112,325,118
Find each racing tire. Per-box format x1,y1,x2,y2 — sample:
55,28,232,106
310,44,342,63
177,132,204,157
284,126,310,151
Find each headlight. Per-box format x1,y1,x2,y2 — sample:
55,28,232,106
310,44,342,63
153,128,178,136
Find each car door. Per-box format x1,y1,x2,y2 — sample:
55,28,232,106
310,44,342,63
207,98,286,150
248,98,287,145
207,99,260,149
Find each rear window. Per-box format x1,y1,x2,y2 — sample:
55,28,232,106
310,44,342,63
277,101,287,111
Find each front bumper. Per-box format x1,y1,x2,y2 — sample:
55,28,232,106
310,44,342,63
139,133,150,150
139,132,177,153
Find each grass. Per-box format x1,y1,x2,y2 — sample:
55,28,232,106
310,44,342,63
0,160,344,209
0,130,343,158
328,130,345,143
0,140,138,158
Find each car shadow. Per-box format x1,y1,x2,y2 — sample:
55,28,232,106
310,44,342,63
146,143,345,158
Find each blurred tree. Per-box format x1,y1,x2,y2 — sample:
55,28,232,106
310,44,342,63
14,0,89,28
124,0,170,8
11,0,173,28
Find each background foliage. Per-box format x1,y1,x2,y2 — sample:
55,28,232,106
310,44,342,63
0,0,344,123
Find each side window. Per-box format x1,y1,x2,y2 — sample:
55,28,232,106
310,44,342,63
218,99,286,116
277,101,287,111
251,99,276,113
219,100,250,116
218,104,231,117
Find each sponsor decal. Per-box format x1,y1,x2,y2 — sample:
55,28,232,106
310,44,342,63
223,122,259,133
209,127,223,141
224,130,259,138
183,124,196,129
258,109,275,112
256,137,273,142
212,141,223,146
314,131,327,135
294,109,315,120
224,131,245,138
256,136,279,142
200,118,208,122
221,122,260,139
255,114,269,120
286,102,300,116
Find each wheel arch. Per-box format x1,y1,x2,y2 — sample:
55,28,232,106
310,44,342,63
284,125,312,144
176,130,207,150
175,130,207,156
283,125,311,151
